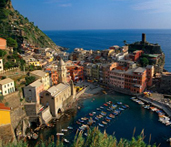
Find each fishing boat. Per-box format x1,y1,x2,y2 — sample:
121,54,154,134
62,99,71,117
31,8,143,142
100,106,104,109
107,108,112,111
105,118,110,122
92,112,96,114
89,113,93,116
109,114,115,118
119,108,124,111
97,108,101,110
150,107,158,111
56,133,64,136
125,104,129,108
64,138,70,143
101,112,106,116
81,117,88,121
76,121,81,125
95,117,99,121
104,103,108,106
99,123,104,127
117,102,122,105
61,129,68,132
102,121,107,125
79,119,84,123
67,126,73,130
112,104,117,109
99,114,103,118
106,116,112,120
122,105,127,109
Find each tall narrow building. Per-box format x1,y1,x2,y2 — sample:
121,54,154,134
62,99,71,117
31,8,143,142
57,58,67,83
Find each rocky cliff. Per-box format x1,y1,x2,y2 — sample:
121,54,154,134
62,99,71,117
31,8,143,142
0,0,61,50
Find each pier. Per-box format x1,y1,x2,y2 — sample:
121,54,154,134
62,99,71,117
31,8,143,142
137,96,171,118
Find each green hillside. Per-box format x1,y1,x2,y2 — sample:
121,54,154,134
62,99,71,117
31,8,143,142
0,0,61,50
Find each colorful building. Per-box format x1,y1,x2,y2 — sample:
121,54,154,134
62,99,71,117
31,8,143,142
0,38,7,50
30,70,50,90
0,103,11,126
46,68,58,86
29,61,41,67
129,50,144,61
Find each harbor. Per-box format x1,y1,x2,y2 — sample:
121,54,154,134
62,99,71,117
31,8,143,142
28,92,171,147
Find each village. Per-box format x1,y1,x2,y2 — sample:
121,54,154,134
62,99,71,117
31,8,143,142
0,33,171,144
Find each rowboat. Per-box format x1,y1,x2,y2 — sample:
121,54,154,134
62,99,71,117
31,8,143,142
56,133,64,136
67,126,73,130
117,102,122,105
102,121,107,125
97,108,101,110
119,108,124,111
79,119,84,123
64,138,69,143
100,106,104,109
122,105,127,109
99,123,104,127
105,118,110,122
95,117,99,120
81,117,88,120
109,114,115,118
104,103,108,106
89,113,93,116
61,129,68,132
76,121,81,125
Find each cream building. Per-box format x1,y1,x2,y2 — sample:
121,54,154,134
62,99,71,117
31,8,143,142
57,58,67,83
0,59,3,71
30,70,50,90
0,78,15,96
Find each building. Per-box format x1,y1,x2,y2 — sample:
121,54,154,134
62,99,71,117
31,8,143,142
0,38,6,50
0,103,11,126
41,83,73,117
146,65,154,87
129,50,144,61
45,68,58,86
125,67,147,93
30,70,50,90
58,52,70,61
24,79,44,104
0,59,3,71
0,78,15,96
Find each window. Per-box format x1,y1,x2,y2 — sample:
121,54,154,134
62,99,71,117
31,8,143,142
11,83,13,85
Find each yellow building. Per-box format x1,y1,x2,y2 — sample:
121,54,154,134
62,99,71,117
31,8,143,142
29,61,41,67
30,70,50,90
0,103,11,126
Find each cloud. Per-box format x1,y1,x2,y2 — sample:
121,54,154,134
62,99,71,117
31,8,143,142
59,3,72,7
131,0,171,13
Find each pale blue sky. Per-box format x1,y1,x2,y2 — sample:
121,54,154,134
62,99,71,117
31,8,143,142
12,0,171,30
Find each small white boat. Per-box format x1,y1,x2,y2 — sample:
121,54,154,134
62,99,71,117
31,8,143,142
84,133,88,136
98,123,104,127
67,126,73,129
64,138,69,143
61,129,68,132
56,133,64,136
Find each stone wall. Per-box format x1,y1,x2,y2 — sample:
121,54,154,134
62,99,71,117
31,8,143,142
10,107,26,130
40,106,52,124
75,88,87,99
3,91,21,109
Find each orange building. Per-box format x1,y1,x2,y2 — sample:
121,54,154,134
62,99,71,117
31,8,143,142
125,67,147,93
129,50,144,61
66,66,84,82
0,38,7,50
46,68,58,86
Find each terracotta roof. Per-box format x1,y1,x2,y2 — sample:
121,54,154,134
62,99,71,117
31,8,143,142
115,66,128,71
0,103,10,111
0,37,6,40
95,56,101,60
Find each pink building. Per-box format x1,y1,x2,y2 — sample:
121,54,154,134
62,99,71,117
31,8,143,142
109,66,128,88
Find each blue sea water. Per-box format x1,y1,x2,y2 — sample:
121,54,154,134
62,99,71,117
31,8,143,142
44,29,171,71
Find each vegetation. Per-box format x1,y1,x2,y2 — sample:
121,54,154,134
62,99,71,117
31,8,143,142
0,0,59,50
140,57,149,67
2,127,157,147
25,76,36,86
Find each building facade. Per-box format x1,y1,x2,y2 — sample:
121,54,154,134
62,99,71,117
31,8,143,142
0,59,3,71
0,103,11,126
0,78,15,96
0,38,6,50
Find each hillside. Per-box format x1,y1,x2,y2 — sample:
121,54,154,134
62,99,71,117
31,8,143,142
0,0,61,50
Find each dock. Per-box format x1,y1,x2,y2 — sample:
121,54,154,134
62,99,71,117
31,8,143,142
137,96,171,118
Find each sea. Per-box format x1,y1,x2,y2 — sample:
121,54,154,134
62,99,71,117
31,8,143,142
31,29,171,147
44,29,171,72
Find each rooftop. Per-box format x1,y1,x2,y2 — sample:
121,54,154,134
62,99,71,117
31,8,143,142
0,103,10,111
30,70,47,77
0,78,14,85
47,83,70,97
134,67,146,73
29,79,43,87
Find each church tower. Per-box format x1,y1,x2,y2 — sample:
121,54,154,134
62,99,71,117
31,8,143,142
57,58,67,83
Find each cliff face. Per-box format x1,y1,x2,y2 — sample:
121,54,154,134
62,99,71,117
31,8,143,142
0,0,60,50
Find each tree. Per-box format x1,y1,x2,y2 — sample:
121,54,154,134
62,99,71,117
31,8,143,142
25,76,36,86
140,57,149,67
0,50,7,57
7,37,18,48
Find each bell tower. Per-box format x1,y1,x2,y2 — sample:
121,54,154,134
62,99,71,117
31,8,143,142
57,58,67,83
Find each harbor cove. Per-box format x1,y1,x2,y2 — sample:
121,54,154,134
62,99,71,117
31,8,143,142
28,84,171,147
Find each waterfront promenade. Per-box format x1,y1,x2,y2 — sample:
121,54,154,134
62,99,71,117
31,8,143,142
138,94,171,117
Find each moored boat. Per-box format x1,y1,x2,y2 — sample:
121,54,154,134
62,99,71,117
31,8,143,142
56,133,64,136
104,103,108,106
102,121,107,125
61,129,68,132
117,102,122,105
67,126,73,130
99,123,104,127
64,138,69,143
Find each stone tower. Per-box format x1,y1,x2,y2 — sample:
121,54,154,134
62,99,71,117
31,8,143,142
70,80,76,98
57,58,67,83
142,33,146,43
